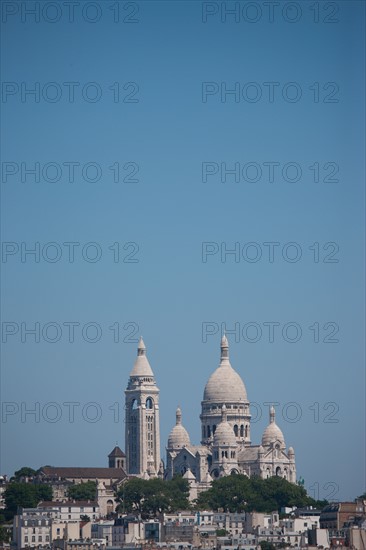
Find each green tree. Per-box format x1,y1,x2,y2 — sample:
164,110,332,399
195,475,326,513
195,475,251,512
0,525,11,543
165,476,191,511
68,481,96,501
4,483,52,520
260,542,276,550
116,477,190,518
12,467,36,481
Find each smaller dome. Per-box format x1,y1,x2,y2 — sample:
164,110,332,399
167,407,190,449
213,405,237,447
288,446,295,455
214,423,236,446
262,406,285,448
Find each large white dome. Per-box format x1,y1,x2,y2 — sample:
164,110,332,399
203,335,247,403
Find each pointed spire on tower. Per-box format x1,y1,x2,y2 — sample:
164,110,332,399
130,337,153,377
138,336,146,356
176,406,182,425
220,333,229,361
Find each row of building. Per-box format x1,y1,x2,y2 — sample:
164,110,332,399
8,501,366,550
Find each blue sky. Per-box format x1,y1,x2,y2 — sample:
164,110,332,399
1,1,365,501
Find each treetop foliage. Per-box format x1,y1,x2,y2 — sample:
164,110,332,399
68,481,96,501
12,467,37,480
4,483,53,520
194,475,327,513
117,476,190,518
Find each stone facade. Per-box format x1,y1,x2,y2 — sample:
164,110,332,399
124,336,296,487
165,335,296,488
125,338,161,478
38,462,126,515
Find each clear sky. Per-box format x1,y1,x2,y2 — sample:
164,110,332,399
1,1,365,502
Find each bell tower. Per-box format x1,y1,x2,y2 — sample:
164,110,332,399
125,338,160,477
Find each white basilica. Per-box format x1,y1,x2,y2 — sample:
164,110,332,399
124,335,296,491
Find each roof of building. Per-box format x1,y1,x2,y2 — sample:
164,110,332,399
39,501,99,507
237,446,261,462
129,337,154,377
295,507,322,517
167,407,191,449
40,467,127,480
108,446,125,458
203,336,248,403
182,468,196,481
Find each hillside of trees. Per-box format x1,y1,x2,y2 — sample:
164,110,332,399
117,475,327,517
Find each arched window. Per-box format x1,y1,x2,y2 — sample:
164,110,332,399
276,466,281,477
245,425,248,438
203,426,206,438
212,425,216,434
207,426,211,438
146,397,153,409
240,425,244,437
131,399,138,410
234,425,238,437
